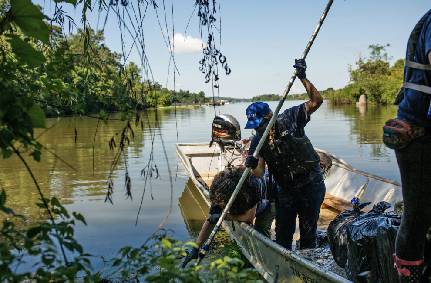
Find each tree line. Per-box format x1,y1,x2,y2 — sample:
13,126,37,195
2,26,207,118
326,44,404,105
251,93,309,101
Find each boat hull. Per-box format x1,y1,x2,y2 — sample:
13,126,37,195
176,143,366,282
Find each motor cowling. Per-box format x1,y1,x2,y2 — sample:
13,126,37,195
210,114,241,148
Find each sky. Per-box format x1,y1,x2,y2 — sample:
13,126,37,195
37,0,431,99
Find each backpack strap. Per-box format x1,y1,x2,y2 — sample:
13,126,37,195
403,82,431,95
405,60,431,71
405,9,431,65
396,9,431,104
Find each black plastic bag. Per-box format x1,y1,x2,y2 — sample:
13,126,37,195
328,201,401,283
345,210,400,282
327,202,370,267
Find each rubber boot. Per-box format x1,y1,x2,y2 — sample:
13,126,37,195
393,254,425,283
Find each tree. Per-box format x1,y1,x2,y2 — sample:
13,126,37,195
327,44,403,105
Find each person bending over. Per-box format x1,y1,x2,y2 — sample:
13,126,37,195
182,166,274,267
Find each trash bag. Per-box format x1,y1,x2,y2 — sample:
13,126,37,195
327,201,370,267
345,210,400,282
316,229,328,248
328,201,401,283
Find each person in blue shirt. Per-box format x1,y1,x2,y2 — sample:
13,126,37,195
245,59,325,250
393,10,431,283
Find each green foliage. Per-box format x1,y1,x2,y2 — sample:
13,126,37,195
106,236,261,282
252,94,282,101
252,93,309,102
5,34,45,66
0,190,99,282
1,27,206,116
326,44,404,105
0,189,260,282
10,0,49,43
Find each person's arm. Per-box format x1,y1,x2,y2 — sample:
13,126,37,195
251,158,265,178
182,212,221,267
302,78,323,114
195,220,214,247
293,58,323,115
246,135,265,177
428,51,431,64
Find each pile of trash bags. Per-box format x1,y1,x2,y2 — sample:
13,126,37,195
327,201,401,283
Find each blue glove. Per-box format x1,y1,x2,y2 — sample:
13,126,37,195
181,247,199,268
293,59,307,80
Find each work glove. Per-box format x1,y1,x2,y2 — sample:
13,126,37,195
181,247,199,268
245,135,259,169
246,156,259,169
207,213,221,224
293,58,307,80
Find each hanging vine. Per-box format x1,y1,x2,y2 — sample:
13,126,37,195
196,0,231,89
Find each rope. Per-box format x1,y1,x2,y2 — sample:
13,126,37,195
196,0,335,265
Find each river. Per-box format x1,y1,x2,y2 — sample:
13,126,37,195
0,101,399,268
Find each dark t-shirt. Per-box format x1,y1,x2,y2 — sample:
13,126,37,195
398,13,431,128
246,103,321,189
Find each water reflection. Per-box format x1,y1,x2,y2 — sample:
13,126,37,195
328,103,397,145
178,179,208,237
0,107,201,223
325,103,398,160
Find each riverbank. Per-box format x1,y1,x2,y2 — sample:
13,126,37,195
324,44,403,106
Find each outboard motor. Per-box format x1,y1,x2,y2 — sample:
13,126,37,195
209,114,241,151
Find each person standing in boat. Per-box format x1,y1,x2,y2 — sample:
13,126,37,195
386,9,431,283
245,58,325,250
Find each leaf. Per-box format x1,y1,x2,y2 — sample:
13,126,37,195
2,148,12,159
161,238,172,249
53,0,78,5
27,103,46,128
10,0,49,43
0,190,6,206
27,226,42,238
72,212,87,225
30,149,41,162
6,35,45,67
112,258,122,267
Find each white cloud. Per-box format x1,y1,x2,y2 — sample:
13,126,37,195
172,33,204,54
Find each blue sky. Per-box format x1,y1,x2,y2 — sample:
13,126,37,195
38,0,430,98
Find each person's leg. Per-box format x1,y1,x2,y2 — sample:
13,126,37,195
254,201,275,238
275,193,298,250
297,177,325,250
394,135,431,281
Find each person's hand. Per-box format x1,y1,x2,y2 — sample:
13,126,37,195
181,247,199,268
246,156,259,169
293,59,307,80
207,213,221,224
